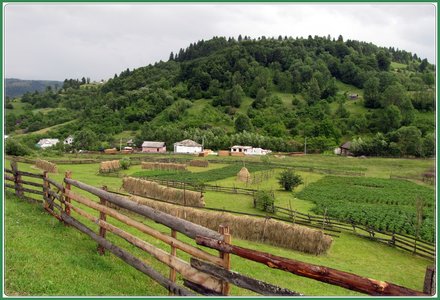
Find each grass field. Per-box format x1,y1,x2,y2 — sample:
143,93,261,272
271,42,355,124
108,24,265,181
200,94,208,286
4,156,435,296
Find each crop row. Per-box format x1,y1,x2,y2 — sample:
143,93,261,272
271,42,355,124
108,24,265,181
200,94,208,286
297,176,434,208
296,176,435,242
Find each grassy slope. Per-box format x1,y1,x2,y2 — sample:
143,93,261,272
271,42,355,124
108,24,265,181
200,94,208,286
4,157,433,296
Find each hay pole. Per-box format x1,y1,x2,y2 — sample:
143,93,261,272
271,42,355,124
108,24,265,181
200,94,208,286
195,236,427,296
190,258,302,296
64,178,222,241
58,209,194,296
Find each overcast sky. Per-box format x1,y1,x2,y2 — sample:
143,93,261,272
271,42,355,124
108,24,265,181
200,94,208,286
4,3,436,81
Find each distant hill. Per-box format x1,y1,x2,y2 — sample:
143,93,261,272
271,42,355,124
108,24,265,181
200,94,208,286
5,78,63,98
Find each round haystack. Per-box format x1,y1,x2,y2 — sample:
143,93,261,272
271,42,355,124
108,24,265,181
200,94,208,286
237,167,251,182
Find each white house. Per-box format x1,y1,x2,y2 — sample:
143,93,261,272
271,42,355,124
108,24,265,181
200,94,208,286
37,138,60,149
230,145,271,156
174,139,203,154
64,135,74,145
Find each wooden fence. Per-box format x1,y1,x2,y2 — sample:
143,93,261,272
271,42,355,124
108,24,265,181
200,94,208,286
4,161,434,296
137,177,256,196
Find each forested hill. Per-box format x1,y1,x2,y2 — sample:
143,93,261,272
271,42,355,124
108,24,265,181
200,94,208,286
5,35,436,157
5,78,63,99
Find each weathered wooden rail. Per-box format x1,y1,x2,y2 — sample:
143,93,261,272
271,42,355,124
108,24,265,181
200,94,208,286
4,161,434,296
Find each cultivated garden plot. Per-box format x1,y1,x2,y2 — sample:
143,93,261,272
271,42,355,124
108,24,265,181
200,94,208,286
296,176,435,242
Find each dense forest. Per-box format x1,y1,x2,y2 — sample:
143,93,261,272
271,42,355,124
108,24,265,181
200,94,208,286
5,35,436,157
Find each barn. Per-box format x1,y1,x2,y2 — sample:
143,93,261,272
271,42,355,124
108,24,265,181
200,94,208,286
174,139,203,154
142,141,166,153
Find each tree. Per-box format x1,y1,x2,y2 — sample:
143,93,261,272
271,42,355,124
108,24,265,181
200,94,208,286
277,169,303,191
363,77,381,108
73,129,98,150
379,105,402,132
376,51,391,71
396,126,422,156
252,87,267,109
305,78,321,105
234,113,253,132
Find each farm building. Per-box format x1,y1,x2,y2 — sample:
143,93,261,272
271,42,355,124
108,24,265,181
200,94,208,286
142,141,166,153
231,145,271,156
339,141,353,156
174,139,203,154
127,139,135,146
36,138,60,149
348,93,359,99
63,135,74,145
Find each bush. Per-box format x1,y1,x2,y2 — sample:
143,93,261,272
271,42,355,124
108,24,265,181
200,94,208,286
120,157,131,170
254,190,275,213
278,169,303,191
5,138,32,156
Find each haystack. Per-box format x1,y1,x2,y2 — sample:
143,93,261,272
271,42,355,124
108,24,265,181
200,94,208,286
189,160,209,167
99,160,121,173
129,195,332,255
237,167,251,182
122,177,204,207
35,159,58,173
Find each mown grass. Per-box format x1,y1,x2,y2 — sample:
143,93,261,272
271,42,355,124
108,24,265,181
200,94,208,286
4,158,434,296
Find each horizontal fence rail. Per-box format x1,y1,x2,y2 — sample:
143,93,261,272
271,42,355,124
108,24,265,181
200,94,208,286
196,236,428,297
4,161,434,296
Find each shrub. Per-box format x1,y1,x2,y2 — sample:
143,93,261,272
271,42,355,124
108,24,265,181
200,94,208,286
278,169,303,191
254,190,275,213
5,139,32,156
120,157,131,170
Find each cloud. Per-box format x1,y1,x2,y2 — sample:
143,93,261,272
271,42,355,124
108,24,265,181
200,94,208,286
4,3,436,81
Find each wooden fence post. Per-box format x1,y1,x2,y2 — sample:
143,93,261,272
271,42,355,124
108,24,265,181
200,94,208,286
423,265,435,295
11,160,23,197
43,171,51,209
97,186,108,255
322,208,327,230
64,171,72,217
218,225,231,296
168,229,177,296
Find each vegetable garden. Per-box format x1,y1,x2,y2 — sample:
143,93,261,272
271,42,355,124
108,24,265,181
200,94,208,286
296,176,435,242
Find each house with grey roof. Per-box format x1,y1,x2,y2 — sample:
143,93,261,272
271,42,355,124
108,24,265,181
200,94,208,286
142,141,166,153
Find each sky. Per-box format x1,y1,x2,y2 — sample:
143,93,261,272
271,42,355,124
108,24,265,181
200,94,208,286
4,3,437,81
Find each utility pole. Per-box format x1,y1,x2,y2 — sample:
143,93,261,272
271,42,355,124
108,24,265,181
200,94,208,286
304,137,307,155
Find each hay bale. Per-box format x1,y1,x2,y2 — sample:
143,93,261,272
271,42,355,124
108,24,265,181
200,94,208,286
129,195,332,255
104,148,118,154
237,167,251,182
189,160,209,167
122,177,204,207
35,159,58,173
99,160,121,173
141,162,187,171
218,150,230,157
